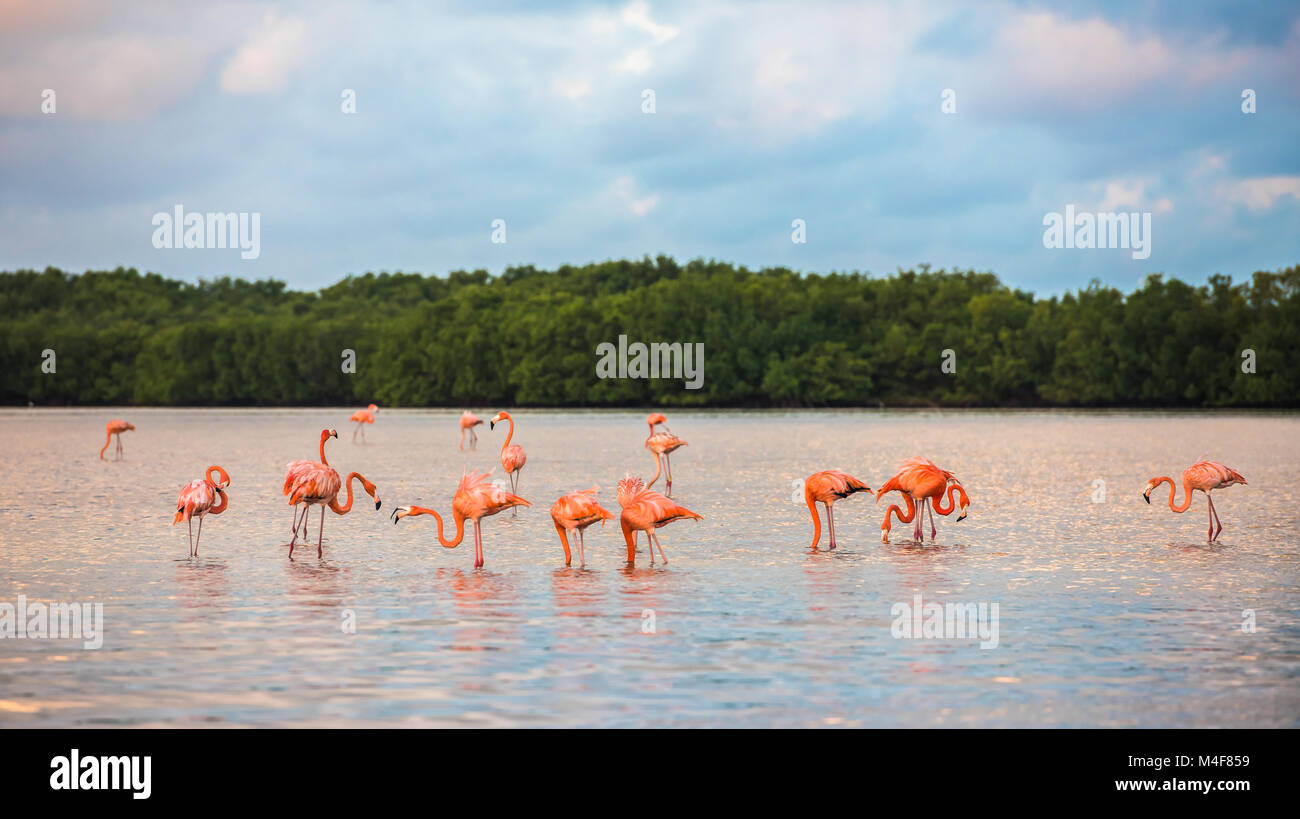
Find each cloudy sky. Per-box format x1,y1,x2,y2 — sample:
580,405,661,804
1,0,1297,294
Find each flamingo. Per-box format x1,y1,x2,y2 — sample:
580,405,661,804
876,457,968,543
459,411,484,451
172,465,230,556
803,470,873,549
282,428,382,558
616,474,702,565
391,468,530,568
349,403,378,443
1143,460,1247,541
490,411,527,514
100,419,135,460
645,413,688,497
550,488,614,567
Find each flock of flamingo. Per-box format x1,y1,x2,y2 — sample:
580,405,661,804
98,408,1248,565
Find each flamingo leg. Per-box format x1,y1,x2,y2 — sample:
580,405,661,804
474,521,484,568
665,453,673,497
927,500,937,541
913,498,923,542
194,515,203,556
317,510,325,558
826,501,837,549
654,532,668,565
1207,494,1223,541
578,528,586,567
187,516,194,556
459,429,465,451
352,423,359,443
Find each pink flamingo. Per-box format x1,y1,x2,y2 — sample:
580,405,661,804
645,412,688,497
1143,460,1247,541
617,474,702,565
459,411,484,451
100,419,135,460
392,468,530,568
349,403,378,443
491,411,527,514
172,465,231,556
282,429,381,558
803,470,873,549
550,488,614,567
876,457,968,543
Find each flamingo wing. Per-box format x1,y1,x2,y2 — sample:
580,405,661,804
287,463,341,505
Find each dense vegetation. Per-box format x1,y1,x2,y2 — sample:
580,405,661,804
2,259,1297,407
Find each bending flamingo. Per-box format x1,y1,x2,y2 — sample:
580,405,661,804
282,428,382,558
349,403,378,443
550,488,614,567
172,465,230,556
491,411,527,513
459,411,484,451
876,457,968,543
1143,460,1247,542
392,468,529,568
804,470,873,549
100,419,135,460
645,413,688,497
617,474,702,566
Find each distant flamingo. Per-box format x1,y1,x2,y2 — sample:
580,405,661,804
1143,460,1247,541
100,419,135,460
459,411,484,451
876,457,968,543
392,468,530,568
803,470,873,549
172,465,230,556
645,413,688,497
616,474,702,565
491,411,527,514
282,428,382,558
550,488,614,567
349,403,378,443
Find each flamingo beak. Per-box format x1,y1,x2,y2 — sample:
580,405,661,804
1143,493,1151,504
957,505,968,521
490,421,495,430
374,498,382,510
391,507,407,523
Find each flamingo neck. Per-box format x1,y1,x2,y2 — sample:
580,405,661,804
319,434,331,466
647,450,663,488
99,430,112,459
209,487,229,515
1156,476,1194,513
882,493,916,532
330,472,364,514
933,484,968,515
806,492,822,548
620,517,636,562
500,416,515,455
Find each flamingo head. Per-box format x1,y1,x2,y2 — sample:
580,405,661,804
209,465,232,489
646,412,667,429
125,423,136,431
391,506,411,523
368,403,378,412
490,411,511,429
360,476,382,510
1141,480,1156,503
957,503,968,521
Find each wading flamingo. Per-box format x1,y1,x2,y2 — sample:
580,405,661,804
804,470,873,549
350,403,378,443
617,474,702,566
459,411,484,451
491,411,527,513
550,488,614,567
100,419,135,460
282,429,382,558
876,457,968,543
645,413,688,497
1142,460,1247,542
172,465,230,556
391,468,530,568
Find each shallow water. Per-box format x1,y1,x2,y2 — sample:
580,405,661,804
1,408,1297,727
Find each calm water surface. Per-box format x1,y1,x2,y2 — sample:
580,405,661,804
1,408,1297,727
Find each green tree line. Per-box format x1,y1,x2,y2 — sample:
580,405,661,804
2,258,1297,407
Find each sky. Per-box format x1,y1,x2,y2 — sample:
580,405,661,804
0,0,1297,295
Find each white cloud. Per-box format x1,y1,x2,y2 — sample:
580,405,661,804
219,12,307,95
1222,176,1300,211
613,176,659,216
1096,179,1172,214
621,1,680,45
